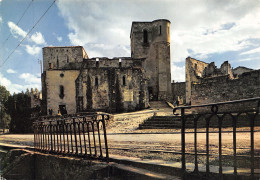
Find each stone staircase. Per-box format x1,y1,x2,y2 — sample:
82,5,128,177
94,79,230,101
139,114,260,129
139,116,182,129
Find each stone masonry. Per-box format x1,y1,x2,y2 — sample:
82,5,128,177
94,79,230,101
172,56,259,106
41,19,172,115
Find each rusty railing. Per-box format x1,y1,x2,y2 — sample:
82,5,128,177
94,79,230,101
33,113,109,161
173,97,260,179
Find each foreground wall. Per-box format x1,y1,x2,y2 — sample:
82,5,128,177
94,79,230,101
191,70,260,105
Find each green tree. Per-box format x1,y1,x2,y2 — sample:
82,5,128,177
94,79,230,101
0,85,11,132
6,93,32,133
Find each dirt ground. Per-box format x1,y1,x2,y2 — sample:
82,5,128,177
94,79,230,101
0,107,259,169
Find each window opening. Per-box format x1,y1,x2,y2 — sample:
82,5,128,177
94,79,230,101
95,77,98,86
159,25,162,35
57,57,59,68
59,85,64,99
96,58,99,67
143,30,148,43
123,76,126,86
119,58,122,67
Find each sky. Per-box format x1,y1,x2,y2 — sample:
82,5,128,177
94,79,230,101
0,0,260,94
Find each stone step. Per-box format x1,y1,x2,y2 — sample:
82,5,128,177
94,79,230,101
149,101,171,109
139,114,260,130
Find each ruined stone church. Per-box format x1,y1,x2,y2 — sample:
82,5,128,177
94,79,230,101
42,19,172,115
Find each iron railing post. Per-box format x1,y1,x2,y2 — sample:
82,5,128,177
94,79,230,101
218,115,223,177
49,121,53,152
73,118,78,154
194,116,198,173
250,114,255,178
102,114,109,161
206,117,210,176
233,115,237,176
181,108,186,175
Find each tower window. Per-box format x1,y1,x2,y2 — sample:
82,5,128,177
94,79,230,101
57,57,59,68
122,76,126,86
49,63,52,69
159,25,162,35
67,55,69,63
119,58,122,67
95,77,98,86
59,85,64,99
96,58,99,67
143,29,148,44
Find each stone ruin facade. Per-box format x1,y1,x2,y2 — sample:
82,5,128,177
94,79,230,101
172,57,259,106
41,19,172,115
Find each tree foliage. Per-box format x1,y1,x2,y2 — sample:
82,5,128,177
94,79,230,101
0,85,11,130
6,92,33,133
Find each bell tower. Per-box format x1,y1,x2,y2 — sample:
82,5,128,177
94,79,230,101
130,19,171,101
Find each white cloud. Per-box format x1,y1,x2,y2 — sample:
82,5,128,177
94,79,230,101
31,32,46,45
57,0,260,61
0,72,41,94
0,16,2,23
6,69,17,74
171,65,185,82
238,57,259,62
0,72,23,94
56,0,260,81
8,21,27,38
19,73,41,84
57,36,62,42
25,45,41,55
240,47,260,55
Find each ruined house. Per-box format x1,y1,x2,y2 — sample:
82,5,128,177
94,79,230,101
172,57,260,105
41,19,172,115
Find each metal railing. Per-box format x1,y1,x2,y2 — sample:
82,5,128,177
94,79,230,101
173,97,260,179
33,113,110,161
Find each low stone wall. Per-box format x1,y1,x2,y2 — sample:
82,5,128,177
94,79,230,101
1,149,110,179
191,70,260,108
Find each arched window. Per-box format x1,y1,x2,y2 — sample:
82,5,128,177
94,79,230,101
143,29,148,43
95,77,98,86
59,85,64,99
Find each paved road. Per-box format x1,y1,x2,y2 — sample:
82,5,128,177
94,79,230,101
1,131,259,155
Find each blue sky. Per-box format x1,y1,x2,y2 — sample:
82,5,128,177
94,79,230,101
0,0,260,94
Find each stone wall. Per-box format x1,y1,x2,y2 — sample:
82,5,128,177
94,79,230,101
42,46,87,72
77,66,148,113
130,19,172,101
191,70,260,106
233,66,253,77
46,70,79,115
185,57,208,104
172,82,186,104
